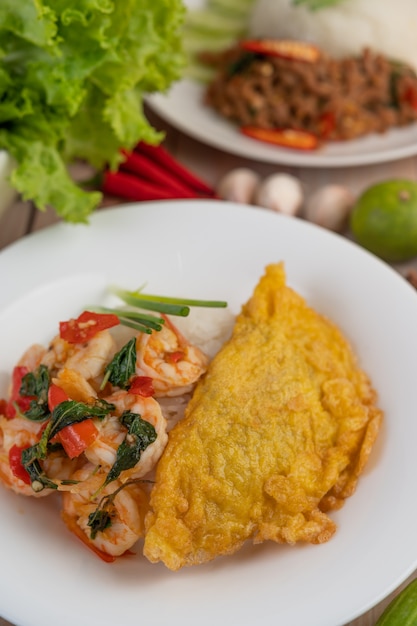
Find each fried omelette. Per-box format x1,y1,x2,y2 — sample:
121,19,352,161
144,263,382,570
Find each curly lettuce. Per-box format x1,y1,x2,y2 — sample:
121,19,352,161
0,0,186,222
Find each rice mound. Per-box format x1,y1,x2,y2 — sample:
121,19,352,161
249,0,417,72
158,307,235,428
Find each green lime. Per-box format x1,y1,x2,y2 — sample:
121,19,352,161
350,179,417,262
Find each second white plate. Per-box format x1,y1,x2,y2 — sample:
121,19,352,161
148,78,417,167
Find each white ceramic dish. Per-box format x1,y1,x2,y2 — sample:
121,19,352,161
1,200,417,626
148,78,417,167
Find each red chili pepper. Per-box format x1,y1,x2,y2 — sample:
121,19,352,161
102,170,186,202
402,85,417,111
9,444,31,485
166,350,185,364
120,151,199,199
58,420,99,459
241,126,319,150
5,366,34,419
135,142,215,196
48,383,69,411
241,39,320,63
129,375,155,397
317,111,336,139
59,310,119,344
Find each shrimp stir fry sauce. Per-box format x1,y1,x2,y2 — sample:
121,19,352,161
0,309,209,561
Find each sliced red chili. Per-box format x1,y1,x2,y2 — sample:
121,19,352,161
48,384,69,411
9,444,31,485
241,39,320,63
129,375,155,397
58,420,99,459
5,366,34,419
59,311,119,344
317,111,336,139
241,126,319,150
166,350,185,364
402,85,417,111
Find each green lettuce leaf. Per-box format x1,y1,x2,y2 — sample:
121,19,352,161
0,0,186,223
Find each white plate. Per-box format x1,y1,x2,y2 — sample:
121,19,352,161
1,200,417,626
148,78,417,167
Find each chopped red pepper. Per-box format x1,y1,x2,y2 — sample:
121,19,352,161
166,350,185,364
48,384,98,458
241,39,320,63
402,85,417,111
129,376,155,397
241,126,319,150
48,383,69,411
5,366,34,419
58,419,99,459
9,444,31,485
59,310,119,344
317,111,336,139
0,399,8,416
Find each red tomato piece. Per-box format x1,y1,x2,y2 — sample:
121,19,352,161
59,311,119,344
241,39,320,63
58,419,99,459
9,444,31,485
129,375,155,397
241,126,319,150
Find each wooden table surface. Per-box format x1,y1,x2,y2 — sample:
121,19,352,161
1,108,417,626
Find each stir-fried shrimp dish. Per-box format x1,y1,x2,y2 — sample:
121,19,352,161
0,295,223,562
0,271,382,569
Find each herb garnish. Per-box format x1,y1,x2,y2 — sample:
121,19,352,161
88,286,227,335
22,398,115,492
102,337,137,390
19,365,50,421
87,479,153,539
101,410,157,489
292,0,344,9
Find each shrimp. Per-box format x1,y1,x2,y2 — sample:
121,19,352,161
61,463,148,560
85,389,168,481
0,414,77,496
40,330,117,384
17,344,47,371
135,315,209,397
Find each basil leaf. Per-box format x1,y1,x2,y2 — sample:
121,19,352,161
21,445,58,492
104,337,137,389
48,398,114,439
20,365,51,421
87,508,113,540
103,410,156,487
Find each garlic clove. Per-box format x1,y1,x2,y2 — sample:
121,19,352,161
216,168,261,204
304,184,355,232
254,173,304,216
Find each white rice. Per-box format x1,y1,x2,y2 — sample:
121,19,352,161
249,0,417,72
159,307,235,428
172,306,235,360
